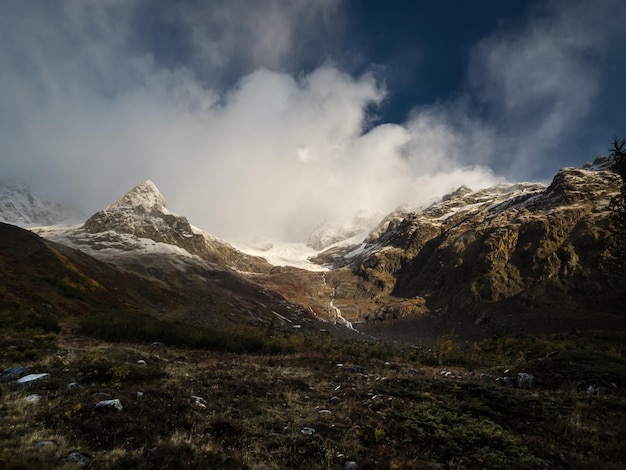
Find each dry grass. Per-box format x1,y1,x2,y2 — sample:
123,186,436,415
1,327,626,469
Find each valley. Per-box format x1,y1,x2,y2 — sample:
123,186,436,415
1,150,626,468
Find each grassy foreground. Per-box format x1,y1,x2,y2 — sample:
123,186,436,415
1,322,626,469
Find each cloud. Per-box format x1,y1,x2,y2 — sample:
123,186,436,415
434,0,626,179
1,0,624,242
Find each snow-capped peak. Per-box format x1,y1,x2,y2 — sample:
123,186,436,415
0,180,81,227
107,180,166,211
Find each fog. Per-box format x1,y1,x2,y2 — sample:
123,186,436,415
1,0,624,241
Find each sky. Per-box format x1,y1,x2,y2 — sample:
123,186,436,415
1,0,625,242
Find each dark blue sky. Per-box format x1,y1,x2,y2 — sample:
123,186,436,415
344,0,533,123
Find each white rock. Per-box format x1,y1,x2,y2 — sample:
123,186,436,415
16,373,49,388
96,399,123,411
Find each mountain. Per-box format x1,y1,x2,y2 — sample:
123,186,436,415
0,180,81,227
27,181,351,333
304,155,626,341
12,154,626,343
36,180,272,274
1,218,332,337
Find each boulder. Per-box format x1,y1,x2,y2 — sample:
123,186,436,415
1,365,28,381
96,398,123,411
517,372,536,389
66,451,90,467
16,373,49,389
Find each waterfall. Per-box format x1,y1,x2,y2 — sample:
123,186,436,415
328,285,355,331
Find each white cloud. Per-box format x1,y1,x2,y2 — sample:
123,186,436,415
1,0,623,242
461,0,626,177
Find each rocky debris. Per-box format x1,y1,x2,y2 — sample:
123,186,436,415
585,384,610,395
16,373,49,389
517,372,536,389
192,395,207,407
96,398,123,411
33,440,57,449
149,342,167,352
440,369,467,380
66,451,91,467
497,376,515,388
1,365,28,381
67,382,81,392
480,373,495,384
300,427,316,436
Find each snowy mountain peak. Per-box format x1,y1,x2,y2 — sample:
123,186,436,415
0,180,81,227
107,180,166,211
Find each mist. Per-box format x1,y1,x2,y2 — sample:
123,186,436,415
1,0,624,241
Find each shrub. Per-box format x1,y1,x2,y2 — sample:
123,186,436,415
78,310,297,355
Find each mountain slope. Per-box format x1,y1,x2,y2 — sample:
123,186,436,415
1,221,331,337
303,156,626,340
26,182,345,332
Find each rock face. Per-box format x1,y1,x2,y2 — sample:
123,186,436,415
387,165,621,311
307,158,626,336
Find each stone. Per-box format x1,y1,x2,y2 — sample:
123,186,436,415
66,451,91,467
96,398,123,411
150,341,167,352
300,427,315,436
33,440,57,449
1,365,28,381
25,394,42,402
344,461,359,470
16,373,49,389
517,372,536,389
480,373,495,384
192,395,207,407
498,376,514,387
67,382,81,391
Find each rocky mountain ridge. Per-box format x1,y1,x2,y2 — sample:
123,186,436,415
304,155,626,340
9,153,626,341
